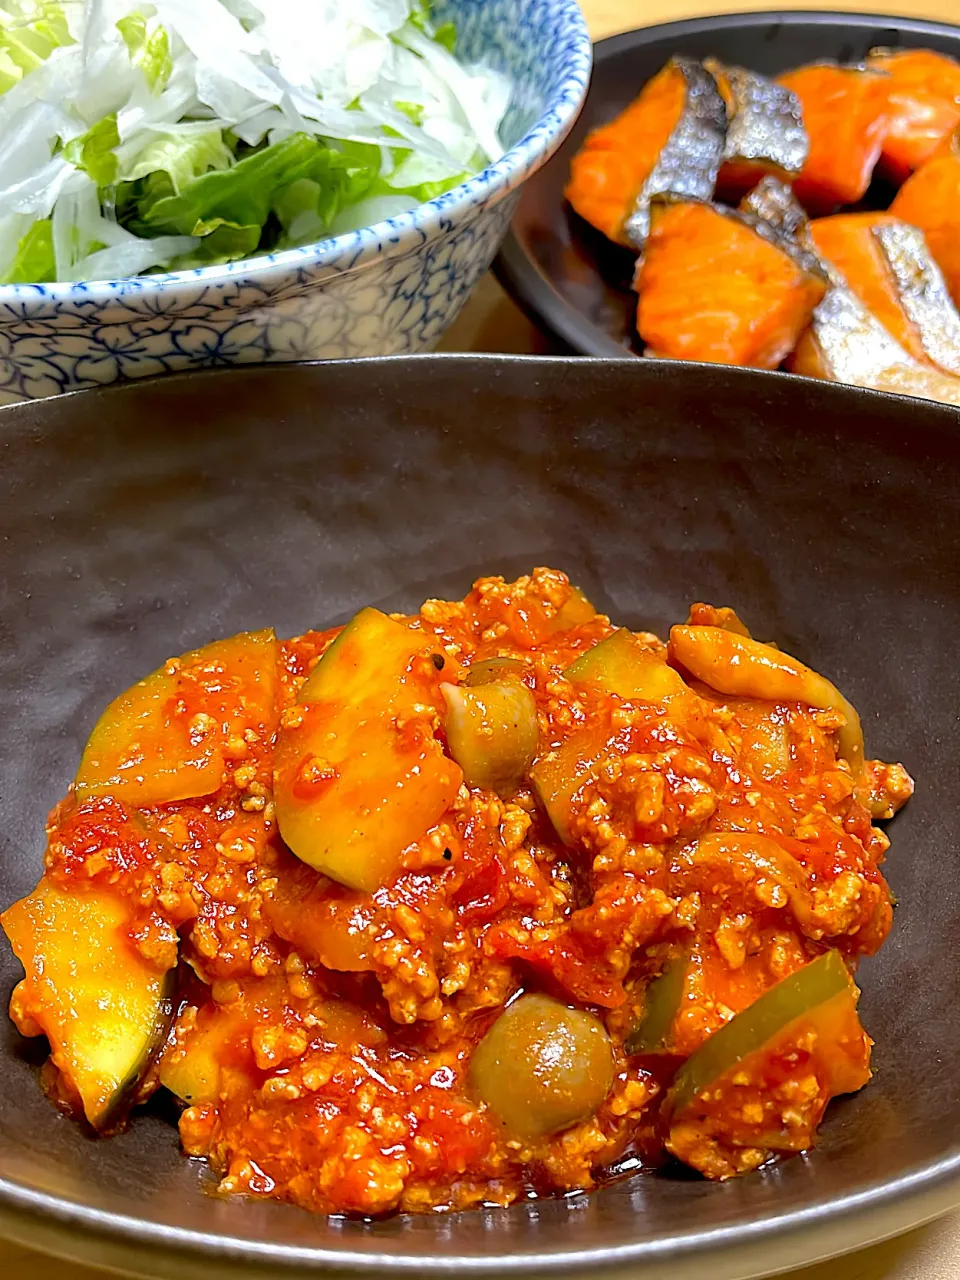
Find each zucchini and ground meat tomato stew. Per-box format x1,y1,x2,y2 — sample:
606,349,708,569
2,570,912,1214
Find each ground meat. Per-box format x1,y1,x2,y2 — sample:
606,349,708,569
12,572,911,1216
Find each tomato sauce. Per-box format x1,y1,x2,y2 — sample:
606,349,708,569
7,569,911,1213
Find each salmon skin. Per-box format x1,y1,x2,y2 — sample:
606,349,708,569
566,58,726,247
868,47,960,184
705,59,807,198
565,60,689,245
623,59,727,249
777,63,890,213
633,197,826,368
874,220,960,377
739,176,808,239
808,213,923,360
891,131,960,313
808,213,960,376
789,281,960,406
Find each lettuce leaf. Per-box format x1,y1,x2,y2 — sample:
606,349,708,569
0,0,73,93
387,167,469,203
63,115,121,187
123,133,383,253
0,217,55,283
116,13,173,92
166,218,261,268
119,129,234,194
271,143,381,246
408,3,455,52
272,177,327,245
130,133,324,235
366,136,472,207
433,22,456,53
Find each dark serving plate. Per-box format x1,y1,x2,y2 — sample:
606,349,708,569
496,10,960,356
1,357,960,1280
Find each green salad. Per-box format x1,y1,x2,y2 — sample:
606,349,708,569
0,0,510,283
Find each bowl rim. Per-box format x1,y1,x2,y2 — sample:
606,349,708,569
0,0,592,307
495,7,960,359
2,352,960,1276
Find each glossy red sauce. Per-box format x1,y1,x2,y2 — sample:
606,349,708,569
9,571,912,1212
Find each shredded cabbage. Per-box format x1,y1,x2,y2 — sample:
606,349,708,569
0,0,510,283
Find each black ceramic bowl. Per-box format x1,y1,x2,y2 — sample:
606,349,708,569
1,357,959,1280
496,10,960,355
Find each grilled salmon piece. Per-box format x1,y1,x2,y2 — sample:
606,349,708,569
565,58,726,247
868,47,960,184
634,199,826,368
777,64,889,212
808,213,960,376
789,283,960,406
808,213,925,361
891,132,960,313
707,60,807,199
739,175,808,239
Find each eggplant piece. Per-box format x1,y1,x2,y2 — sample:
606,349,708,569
469,993,614,1140
789,278,960,409
274,607,461,892
634,199,826,368
777,63,890,213
626,956,688,1055
739,176,808,240
665,950,871,1179
1,877,175,1128
564,627,688,702
566,57,726,248
550,584,598,631
669,624,863,772
673,832,819,938
531,629,687,840
464,656,531,688
686,601,752,637
891,132,960,313
666,951,865,1118
531,630,689,841
441,673,538,795
529,721,623,846
706,59,807,198
160,1027,222,1106
738,704,790,779
868,47,960,183
159,1002,248,1106
75,628,279,807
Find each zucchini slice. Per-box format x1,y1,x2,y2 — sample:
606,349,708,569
274,607,461,892
2,876,175,1128
76,628,278,806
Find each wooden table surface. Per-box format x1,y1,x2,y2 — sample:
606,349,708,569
7,1,960,1276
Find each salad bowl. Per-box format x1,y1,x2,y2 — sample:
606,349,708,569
0,0,590,401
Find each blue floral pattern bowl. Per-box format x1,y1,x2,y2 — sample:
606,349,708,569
0,0,591,401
